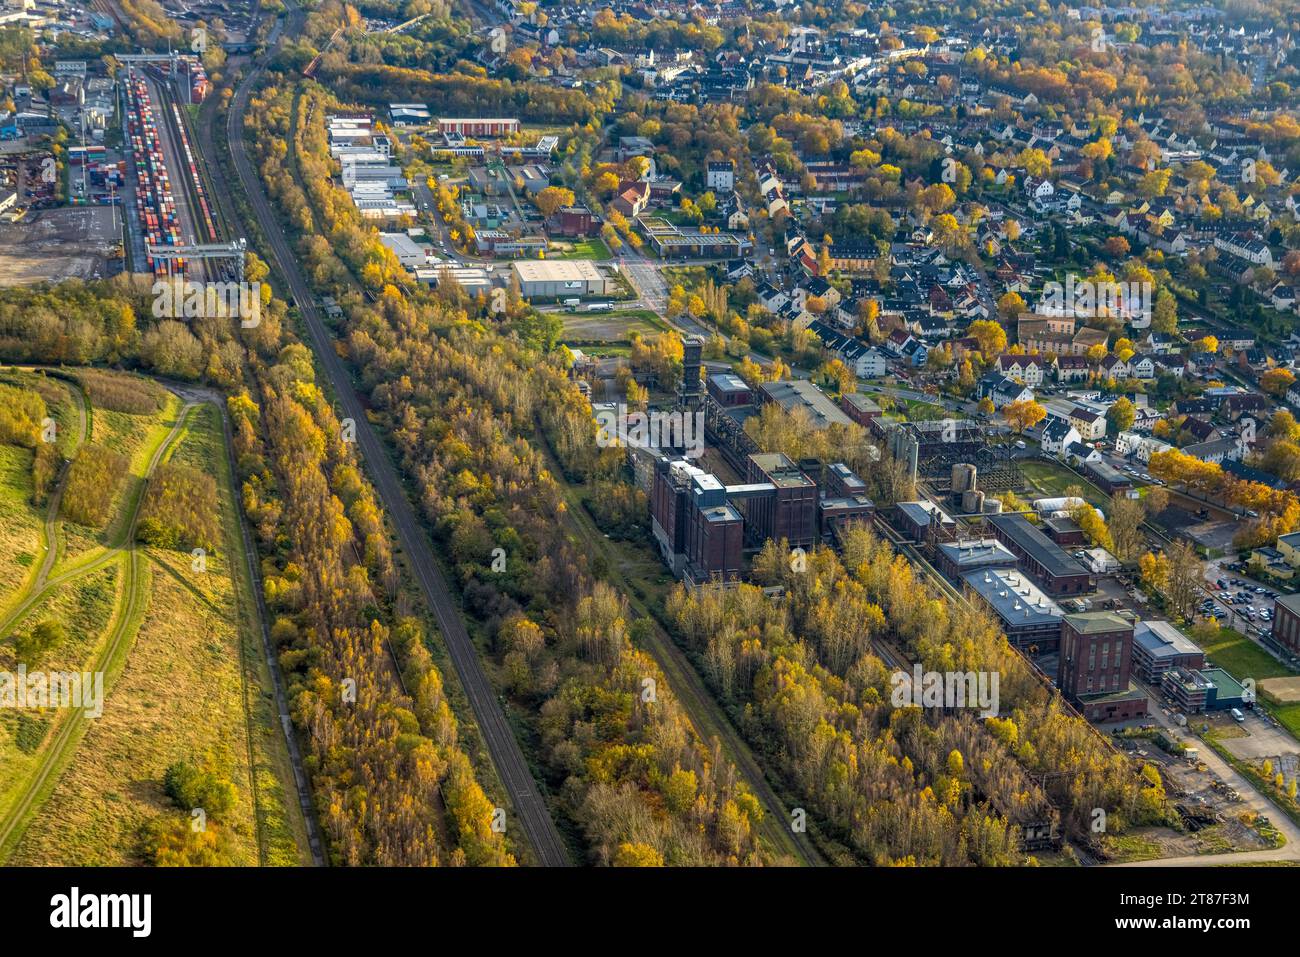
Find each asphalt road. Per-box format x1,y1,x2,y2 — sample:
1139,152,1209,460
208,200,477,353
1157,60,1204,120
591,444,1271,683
223,0,572,866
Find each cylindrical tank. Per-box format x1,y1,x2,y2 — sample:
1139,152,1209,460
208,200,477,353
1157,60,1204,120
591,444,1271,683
984,497,1004,514
962,489,985,514
952,463,977,494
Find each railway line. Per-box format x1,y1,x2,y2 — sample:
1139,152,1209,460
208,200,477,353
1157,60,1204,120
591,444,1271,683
123,71,186,278
221,0,573,866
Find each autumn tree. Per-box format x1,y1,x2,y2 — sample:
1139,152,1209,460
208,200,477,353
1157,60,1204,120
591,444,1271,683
534,185,576,217
1107,397,1136,435
996,292,1026,323
1260,367,1296,398
968,319,1008,357
1003,399,1046,434
1107,493,1147,562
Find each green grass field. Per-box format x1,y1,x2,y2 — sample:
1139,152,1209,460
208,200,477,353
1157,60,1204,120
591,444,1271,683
0,372,84,614
553,238,613,261
1187,626,1300,739
1019,459,1110,509
0,378,309,865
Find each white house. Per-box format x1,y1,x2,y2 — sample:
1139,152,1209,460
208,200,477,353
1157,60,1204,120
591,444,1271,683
1041,417,1081,456
979,372,1034,409
706,160,736,194
1081,547,1121,574
1115,430,1171,464
994,353,1045,386
1213,232,1273,267
1024,177,1055,202
1129,354,1157,380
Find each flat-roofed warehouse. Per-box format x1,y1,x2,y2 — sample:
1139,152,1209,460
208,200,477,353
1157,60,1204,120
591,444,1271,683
962,567,1065,651
511,260,607,298
757,379,852,429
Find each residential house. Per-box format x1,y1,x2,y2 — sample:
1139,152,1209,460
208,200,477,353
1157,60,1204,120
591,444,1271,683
994,353,1045,386
1041,417,1081,456
1068,406,1107,441
978,372,1034,409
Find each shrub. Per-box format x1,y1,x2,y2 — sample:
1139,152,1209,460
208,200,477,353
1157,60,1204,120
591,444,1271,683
62,444,129,528
76,369,166,415
137,464,220,552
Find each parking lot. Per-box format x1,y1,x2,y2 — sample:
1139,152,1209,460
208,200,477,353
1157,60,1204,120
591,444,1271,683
1213,708,1300,762
1200,555,1292,644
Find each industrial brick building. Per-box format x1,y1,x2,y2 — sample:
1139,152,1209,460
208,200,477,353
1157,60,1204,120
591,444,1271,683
937,538,1018,582
1272,594,1300,654
437,117,520,137
987,512,1092,596
743,452,818,549
961,567,1065,652
1058,612,1148,723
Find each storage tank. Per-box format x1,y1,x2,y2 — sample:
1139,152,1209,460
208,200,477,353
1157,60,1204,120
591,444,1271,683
983,497,1004,514
962,489,985,514
951,463,977,494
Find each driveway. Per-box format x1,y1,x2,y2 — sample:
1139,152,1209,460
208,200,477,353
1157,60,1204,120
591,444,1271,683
1111,686,1300,866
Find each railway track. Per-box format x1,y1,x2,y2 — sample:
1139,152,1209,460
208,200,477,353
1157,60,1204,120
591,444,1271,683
220,0,573,866
92,0,128,33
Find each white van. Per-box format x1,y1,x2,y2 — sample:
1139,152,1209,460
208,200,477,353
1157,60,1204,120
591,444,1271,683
1231,708,1245,723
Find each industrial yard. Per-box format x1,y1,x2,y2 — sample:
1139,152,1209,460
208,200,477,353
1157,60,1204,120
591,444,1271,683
0,206,121,283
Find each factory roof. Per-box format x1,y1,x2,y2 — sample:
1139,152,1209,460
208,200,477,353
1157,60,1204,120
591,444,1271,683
511,259,604,283
1062,611,1133,635
758,379,852,428
1133,620,1202,659
749,452,814,489
897,500,955,529
938,538,1018,569
961,568,1064,628
988,512,1090,580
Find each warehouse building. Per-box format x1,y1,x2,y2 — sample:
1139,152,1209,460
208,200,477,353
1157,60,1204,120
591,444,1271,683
961,567,1064,652
511,260,607,299
416,266,492,296
1131,619,1205,683
379,232,430,269
987,512,1092,596
757,379,853,429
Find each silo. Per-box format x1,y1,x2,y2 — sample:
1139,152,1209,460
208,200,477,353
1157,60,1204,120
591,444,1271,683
951,463,977,494
962,489,985,514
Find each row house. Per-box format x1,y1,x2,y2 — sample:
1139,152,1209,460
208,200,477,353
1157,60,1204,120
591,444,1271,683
993,353,1045,386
